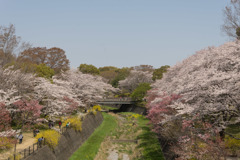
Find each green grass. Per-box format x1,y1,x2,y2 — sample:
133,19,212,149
226,123,240,135
136,115,165,160
119,112,164,159
101,105,119,110
69,112,118,160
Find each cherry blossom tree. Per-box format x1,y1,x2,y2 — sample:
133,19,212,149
149,41,240,125
62,96,79,114
119,70,153,92
55,69,118,102
33,77,81,115
33,69,118,115
0,129,20,137
0,68,34,105
147,41,240,158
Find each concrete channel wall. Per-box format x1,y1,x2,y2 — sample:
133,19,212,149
25,112,104,160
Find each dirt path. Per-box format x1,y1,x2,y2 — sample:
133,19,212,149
0,132,36,160
94,113,143,160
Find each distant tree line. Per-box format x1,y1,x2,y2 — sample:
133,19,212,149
77,63,170,107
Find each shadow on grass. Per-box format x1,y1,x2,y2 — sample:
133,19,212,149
136,118,165,160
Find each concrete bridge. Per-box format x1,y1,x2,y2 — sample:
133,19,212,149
96,98,146,115
96,98,136,105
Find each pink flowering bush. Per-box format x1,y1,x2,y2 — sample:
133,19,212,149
13,99,42,129
0,103,11,131
146,92,181,133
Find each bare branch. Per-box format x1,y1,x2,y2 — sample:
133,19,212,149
222,0,240,39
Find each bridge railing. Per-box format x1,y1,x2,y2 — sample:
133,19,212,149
7,126,69,160
7,139,46,160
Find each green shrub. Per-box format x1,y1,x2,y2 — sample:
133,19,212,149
78,64,100,75
33,123,49,130
110,67,130,87
131,83,151,105
225,134,240,155
115,90,131,98
99,66,118,72
35,63,55,80
152,65,170,81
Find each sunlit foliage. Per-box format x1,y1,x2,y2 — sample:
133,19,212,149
62,117,82,131
35,130,60,150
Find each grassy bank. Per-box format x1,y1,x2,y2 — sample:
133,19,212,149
69,112,117,160
101,105,119,110
120,112,164,160
137,115,165,160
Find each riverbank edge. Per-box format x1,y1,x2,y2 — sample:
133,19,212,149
69,112,117,160
24,112,103,160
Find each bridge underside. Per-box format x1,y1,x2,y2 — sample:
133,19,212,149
97,103,146,115
97,102,134,105
114,104,146,115
96,99,146,115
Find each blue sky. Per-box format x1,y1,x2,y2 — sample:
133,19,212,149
0,0,230,68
